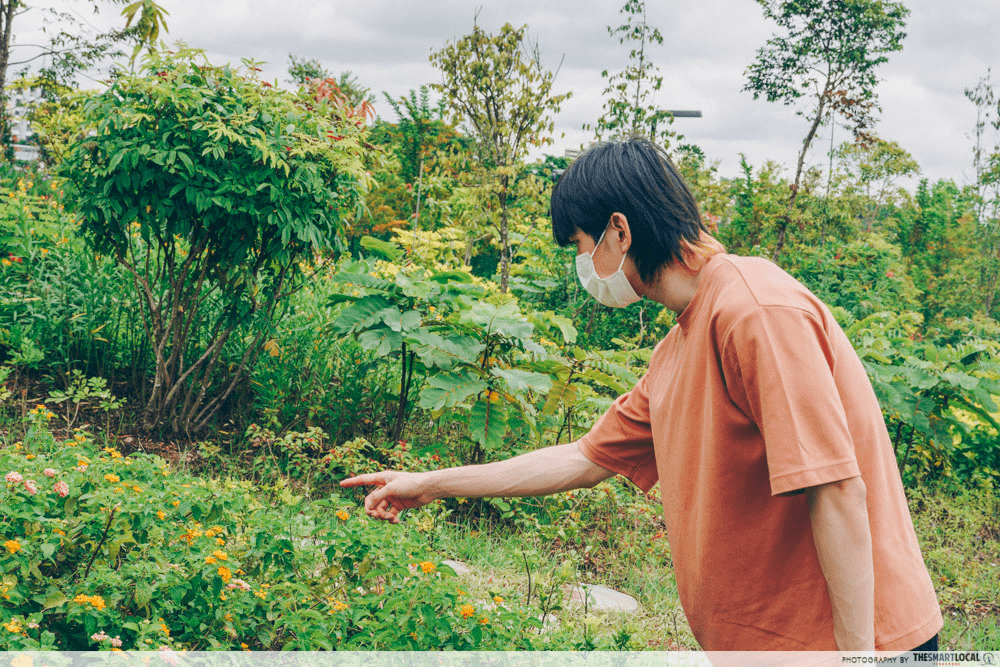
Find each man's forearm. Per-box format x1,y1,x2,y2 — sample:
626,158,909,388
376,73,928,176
806,475,876,651
425,442,614,500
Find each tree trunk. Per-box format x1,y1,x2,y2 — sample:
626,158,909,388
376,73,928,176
0,1,16,91
498,174,510,293
0,1,18,161
774,92,829,263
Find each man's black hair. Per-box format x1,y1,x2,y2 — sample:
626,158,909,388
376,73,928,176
550,136,706,283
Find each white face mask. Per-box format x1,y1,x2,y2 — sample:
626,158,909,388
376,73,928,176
575,226,641,308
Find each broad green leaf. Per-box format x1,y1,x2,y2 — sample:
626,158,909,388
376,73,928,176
378,306,402,331
940,371,979,391
418,371,486,411
468,398,508,450
405,330,472,370
898,365,938,391
522,359,571,378
396,274,440,300
430,269,475,284
542,378,577,416
359,235,403,261
326,293,359,305
331,296,392,333
492,368,552,394
358,328,403,356
580,368,630,395
42,591,68,610
461,301,534,341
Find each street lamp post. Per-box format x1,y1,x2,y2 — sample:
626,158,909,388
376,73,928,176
651,109,702,142
555,110,704,178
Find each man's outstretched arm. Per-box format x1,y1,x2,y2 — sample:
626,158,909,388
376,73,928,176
340,442,614,523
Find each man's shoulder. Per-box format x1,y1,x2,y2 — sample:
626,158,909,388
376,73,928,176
701,255,829,333
706,255,818,309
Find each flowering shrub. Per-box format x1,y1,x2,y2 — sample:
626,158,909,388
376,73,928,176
0,422,566,650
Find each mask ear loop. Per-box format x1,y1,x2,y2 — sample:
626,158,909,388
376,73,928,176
590,225,609,258
598,214,633,268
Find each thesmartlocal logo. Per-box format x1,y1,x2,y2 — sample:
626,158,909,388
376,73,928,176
841,653,998,666
910,652,994,664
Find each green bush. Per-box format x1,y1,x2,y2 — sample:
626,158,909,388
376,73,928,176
787,234,920,319
59,46,372,434
1,174,139,380
248,263,395,444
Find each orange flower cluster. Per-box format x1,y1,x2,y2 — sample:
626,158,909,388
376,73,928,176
74,594,107,611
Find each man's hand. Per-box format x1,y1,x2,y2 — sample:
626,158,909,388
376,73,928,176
340,471,435,523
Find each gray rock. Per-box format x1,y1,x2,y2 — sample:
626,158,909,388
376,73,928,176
441,558,472,575
567,583,640,612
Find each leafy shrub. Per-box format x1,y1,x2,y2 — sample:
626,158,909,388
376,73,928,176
0,175,138,379
60,46,372,434
248,262,395,444
787,234,920,319
845,310,1000,484
329,243,638,463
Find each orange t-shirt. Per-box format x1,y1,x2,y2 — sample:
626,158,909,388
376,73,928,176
578,254,942,651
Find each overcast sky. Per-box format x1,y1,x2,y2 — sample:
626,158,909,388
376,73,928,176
14,0,1000,188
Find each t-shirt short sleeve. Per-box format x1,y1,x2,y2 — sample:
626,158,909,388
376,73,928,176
577,372,658,492
722,305,861,495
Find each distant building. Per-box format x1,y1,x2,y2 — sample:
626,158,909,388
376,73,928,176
5,87,43,162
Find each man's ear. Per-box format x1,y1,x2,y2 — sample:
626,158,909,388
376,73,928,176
608,212,632,252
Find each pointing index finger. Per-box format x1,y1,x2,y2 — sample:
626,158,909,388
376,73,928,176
340,473,383,488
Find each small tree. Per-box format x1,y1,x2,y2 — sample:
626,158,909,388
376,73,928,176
287,54,373,107
60,47,371,434
836,136,919,231
1,0,167,160
381,85,452,186
430,20,570,292
965,70,1000,314
743,0,909,261
585,0,678,147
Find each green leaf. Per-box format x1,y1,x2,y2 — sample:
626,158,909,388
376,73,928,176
461,301,534,341
42,591,68,610
430,269,475,284
358,328,403,356
941,371,979,391
418,371,486,411
360,235,403,261
326,293,360,305
380,307,422,333
580,368,630,395
331,296,392,333
469,398,508,450
542,378,577,416
408,330,481,365
492,368,552,394
898,365,938,391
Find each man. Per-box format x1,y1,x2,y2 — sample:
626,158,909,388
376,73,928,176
341,137,942,652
